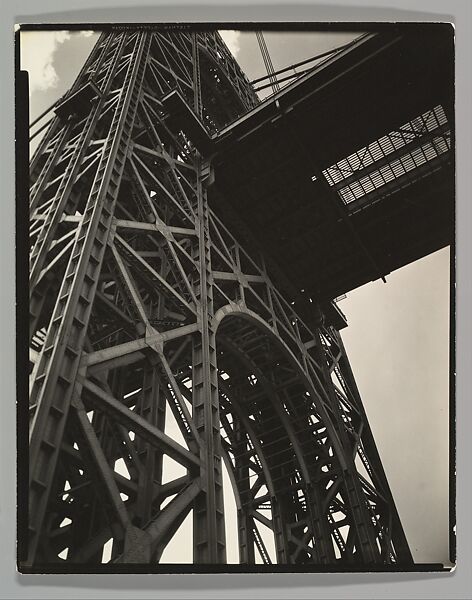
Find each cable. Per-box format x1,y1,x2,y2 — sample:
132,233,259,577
253,66,316,92
29,97,62,128
255,31,280,95
29,117,54,142
251,36,363,94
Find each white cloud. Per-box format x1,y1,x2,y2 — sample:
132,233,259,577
219,30,241,57
20,30,71,92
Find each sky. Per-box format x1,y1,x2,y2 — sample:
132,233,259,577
21,28,451,566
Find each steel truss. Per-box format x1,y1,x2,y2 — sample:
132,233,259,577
26,29,412,567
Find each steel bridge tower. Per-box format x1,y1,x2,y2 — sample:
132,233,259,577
24,28,415,568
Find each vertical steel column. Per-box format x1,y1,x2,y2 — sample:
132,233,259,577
314,327,382,564
191,164,226,563
189,31,226,564
233,416,256,564
27,32,150,564
334,330,413,563
135,357,167,527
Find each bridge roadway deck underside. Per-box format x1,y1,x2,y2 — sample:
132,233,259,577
208,28,454,306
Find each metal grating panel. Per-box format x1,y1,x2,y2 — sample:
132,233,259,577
322,105,451,205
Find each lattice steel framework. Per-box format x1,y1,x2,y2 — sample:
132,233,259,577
26,29,412,567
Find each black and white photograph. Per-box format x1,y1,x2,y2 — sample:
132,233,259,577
17,22,454,573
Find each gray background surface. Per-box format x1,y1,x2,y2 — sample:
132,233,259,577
2,0,471,598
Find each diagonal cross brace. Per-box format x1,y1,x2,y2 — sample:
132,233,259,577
79,376,200,470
